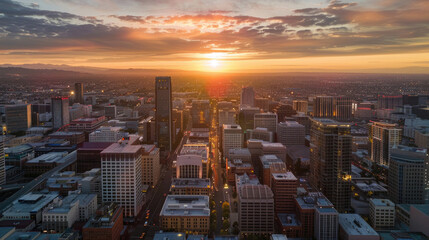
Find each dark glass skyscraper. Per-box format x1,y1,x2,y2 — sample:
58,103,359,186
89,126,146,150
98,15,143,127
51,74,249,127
155,76,172,153
74,83,84,104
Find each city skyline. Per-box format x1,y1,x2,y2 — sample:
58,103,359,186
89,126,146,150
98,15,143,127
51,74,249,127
1,0,429,73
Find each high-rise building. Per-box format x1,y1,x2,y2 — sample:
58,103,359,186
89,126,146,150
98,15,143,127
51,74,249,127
314,203,339,240
0,135,5,185
222,124,243,158
277,121,305,146
218,109,236,127
377,95,403,109
238,184,275,235
141,145,160,186
239,106,260,130
293,100,308,113
52,97,70,130
155,76,173,153
191,100,210,128
334,97,353,121
254,112,278,133
368,122,401,166
314,96,334,118
273,104,296,123
241,86,255,107
271,172,298,213
310,118,352,213
101,141,144,219
388,146,428,204
74,83,84,104
4,104,32,133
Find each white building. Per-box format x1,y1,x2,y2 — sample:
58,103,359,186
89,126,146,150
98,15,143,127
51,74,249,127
222,124,243,158
369,198,395,230
89,126,126,143
277,121,305,146
175,155,203,178
219,109,236,127
338,214,379,240
101,141,144,219
142,145,160,186
369,122,401,166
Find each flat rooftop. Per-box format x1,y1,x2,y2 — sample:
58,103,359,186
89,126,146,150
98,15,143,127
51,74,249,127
370,198,395,207
50,131,84,136
5,144,33,154
239,185,274,200
160,195,210,217
271,234,288,240
26,152,68,164
272,172,297,181
339,214,378,236
171,178,211,188
3,193,59,216
277,213,299,227
153,232,186,240
101,142,142,154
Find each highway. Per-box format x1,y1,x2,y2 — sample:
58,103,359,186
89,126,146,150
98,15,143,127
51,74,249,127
0,151,77,215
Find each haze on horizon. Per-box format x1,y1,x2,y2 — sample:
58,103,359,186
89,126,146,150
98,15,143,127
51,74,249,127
1,0,429,73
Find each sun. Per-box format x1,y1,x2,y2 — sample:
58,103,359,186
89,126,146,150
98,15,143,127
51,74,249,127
210,59,219,68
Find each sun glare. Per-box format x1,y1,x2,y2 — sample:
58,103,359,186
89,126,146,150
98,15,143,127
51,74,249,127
210,59,219,68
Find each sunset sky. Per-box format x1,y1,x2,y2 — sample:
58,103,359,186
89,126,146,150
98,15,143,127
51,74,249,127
1,0,429,73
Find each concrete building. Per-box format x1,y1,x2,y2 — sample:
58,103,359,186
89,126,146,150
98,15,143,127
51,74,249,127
104,105,117,119
170,178,211,196
226,159,254,185
368,122,401,166
76,142,113,173
160,195,210,235
222,124,243,158
314,205,338,240
228,148,251,164
23,152,69,177
241,86,255,107
52,97,70,130
89,127,125,143
2,192,59,223
388,146,428,204
246,128,274,142
415,128,429,149
49,131,85,145
293,100,308,113
239,106,260,131
313,96,352,121
238,184,275,235
191,100,210,128
4,104,32,133
369,199,395,230
141,144,160,186
101,141,144,219
277,121,305,146
0,136,4,185
254,112,278,133
310,118,352,213
82,203,124,240
271,172,298,213
68,116,106,137
155,76,173,153
175,155,203,179
338,214,379,240
259,155,285,186
180,143,209,179
219,109,236,128
4,144,34,169
409,205,429,238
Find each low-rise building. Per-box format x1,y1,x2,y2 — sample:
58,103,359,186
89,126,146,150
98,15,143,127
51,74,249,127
160,195,210,235
226,159,254,185
369,199,395,230
82,203,124,240
338,214,379,240
170,178,211,196
49,131,85,145
23,152,69,177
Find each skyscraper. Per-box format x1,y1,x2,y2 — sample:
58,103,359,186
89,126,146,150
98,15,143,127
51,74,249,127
0,133,5,185
310,118,352,213
314,96,334,118
222,124,243,158
101,140,144,219
155,76,173,153
314,96,352,121
4,104,32,133
368,122,401,166
74,83,84,104
241,86,255,107
254,112,278,133
51,97,70,130
292,100,308,113
277,121,305,146
334,97,353,121
388,146,428,204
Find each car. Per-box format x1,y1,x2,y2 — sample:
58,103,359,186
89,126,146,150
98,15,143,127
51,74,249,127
144,221,148,226
163,193,167,197
139,233,146,239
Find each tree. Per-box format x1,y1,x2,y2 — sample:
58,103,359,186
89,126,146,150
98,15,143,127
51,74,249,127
222,219,230,230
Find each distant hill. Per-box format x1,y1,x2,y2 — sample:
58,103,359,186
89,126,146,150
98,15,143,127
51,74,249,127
0,67,92,81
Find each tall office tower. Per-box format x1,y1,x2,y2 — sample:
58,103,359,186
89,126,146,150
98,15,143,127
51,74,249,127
271,172,298,213
314,96,334,118
155,76,173,153
254,112,278,133
104,105,117,119
334,97,353,121
293,100,308,113
239,106,260,130
255,97,270,111
377,95,403,109
101,141,144,219
51,97,70,130
314,204,339,240
191,100,210,128
238,184,275,235
222,124,243,158
0,135,5,185
388,146,428,204
310,118,352,213
218,109,236,127
241,86,255,107
4,104,32,133
368,122,401,166
172,109,183,132
277,121,305,146
273,103,296,123
74,83,84,104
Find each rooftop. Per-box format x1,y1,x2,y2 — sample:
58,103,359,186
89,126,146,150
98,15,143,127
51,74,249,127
370,199,395,207
378,231,428,240
239,185,274,200
277,213,299,227
295,192,333,209
160,195,210,217
153,232,186,240
26,152,68,164
272,172,297,181
278,121,304,127
270,234,288,240
5,144,33,154
339,214,378,236
260,155,283,168
171,178,211,189
3,193,59,216
49,131,84,136
101,142,142,154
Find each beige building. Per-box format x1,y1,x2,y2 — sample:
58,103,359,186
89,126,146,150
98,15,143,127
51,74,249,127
160,195,210,235
141,145,160,186
170,178,211,196
369,199,395,230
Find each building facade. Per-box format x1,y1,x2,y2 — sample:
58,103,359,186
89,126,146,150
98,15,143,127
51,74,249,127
155,76,173,153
